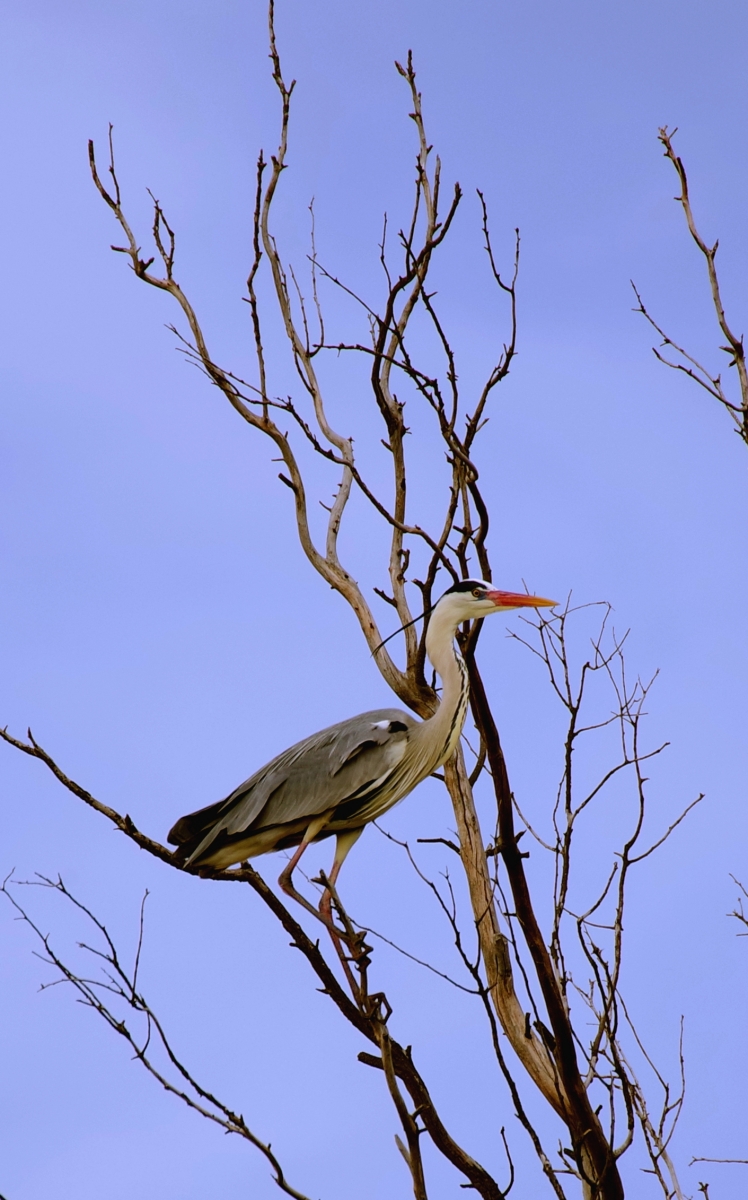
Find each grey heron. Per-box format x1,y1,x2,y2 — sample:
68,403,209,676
168,580,554,920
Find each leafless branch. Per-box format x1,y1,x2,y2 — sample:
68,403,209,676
1,872,313,1200
1,8,706,1198
633,127,748,445
729,875,748,935
690,1157,748,1166
1,726,505,1200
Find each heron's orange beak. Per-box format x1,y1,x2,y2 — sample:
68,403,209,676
485,590,557,610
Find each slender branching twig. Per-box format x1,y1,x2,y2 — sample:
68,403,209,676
633,127,748,446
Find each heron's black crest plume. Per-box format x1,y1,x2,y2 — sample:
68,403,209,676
443,578,490,594
373,581,491,656
373,608,430,656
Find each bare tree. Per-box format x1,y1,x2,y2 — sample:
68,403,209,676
2,6,702,1198
633,127,748,447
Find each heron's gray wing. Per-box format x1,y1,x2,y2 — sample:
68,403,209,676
254,708,417,830
168,708,417,860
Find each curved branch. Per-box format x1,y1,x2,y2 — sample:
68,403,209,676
1,873,313,1200
0,725,505,1200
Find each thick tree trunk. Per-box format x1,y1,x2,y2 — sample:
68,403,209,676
443,751,566,1113
448,656,626,1200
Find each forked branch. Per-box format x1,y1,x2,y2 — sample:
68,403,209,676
633,127,748,446
0,725,505,1200
1,872,313,1200
2,7,699,1199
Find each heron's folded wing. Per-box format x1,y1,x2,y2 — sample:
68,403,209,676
169,707,417,858
167,762,289,847
254,709,416,829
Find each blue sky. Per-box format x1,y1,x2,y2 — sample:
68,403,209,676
2,2,748,1197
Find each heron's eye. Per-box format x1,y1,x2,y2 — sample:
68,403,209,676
472,587,485,599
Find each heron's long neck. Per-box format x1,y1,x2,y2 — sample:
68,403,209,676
420,607,470,770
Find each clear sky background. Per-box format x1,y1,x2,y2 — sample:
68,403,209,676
2,2,747,1197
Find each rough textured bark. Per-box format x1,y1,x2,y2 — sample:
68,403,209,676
465,656,624,1200
443,752,566,1115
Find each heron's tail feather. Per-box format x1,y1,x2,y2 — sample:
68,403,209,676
168,797,230,859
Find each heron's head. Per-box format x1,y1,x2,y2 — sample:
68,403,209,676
374,579,557,660
437,579,556,623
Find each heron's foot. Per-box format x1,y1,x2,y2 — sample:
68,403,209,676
316,883,357,948
318,885,336,929
310,877,373,1000
314,872,360,942
363,991,392,1023
316,887,370,957
340,926,372,968
320,890,373,1005
278,864,339,933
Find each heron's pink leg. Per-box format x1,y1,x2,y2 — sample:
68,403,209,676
277,840,324,923
278,812,341,929
318,830,366,997
277,839,308,893
319,828,363,926
318,856,342,927
320,856,360,996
